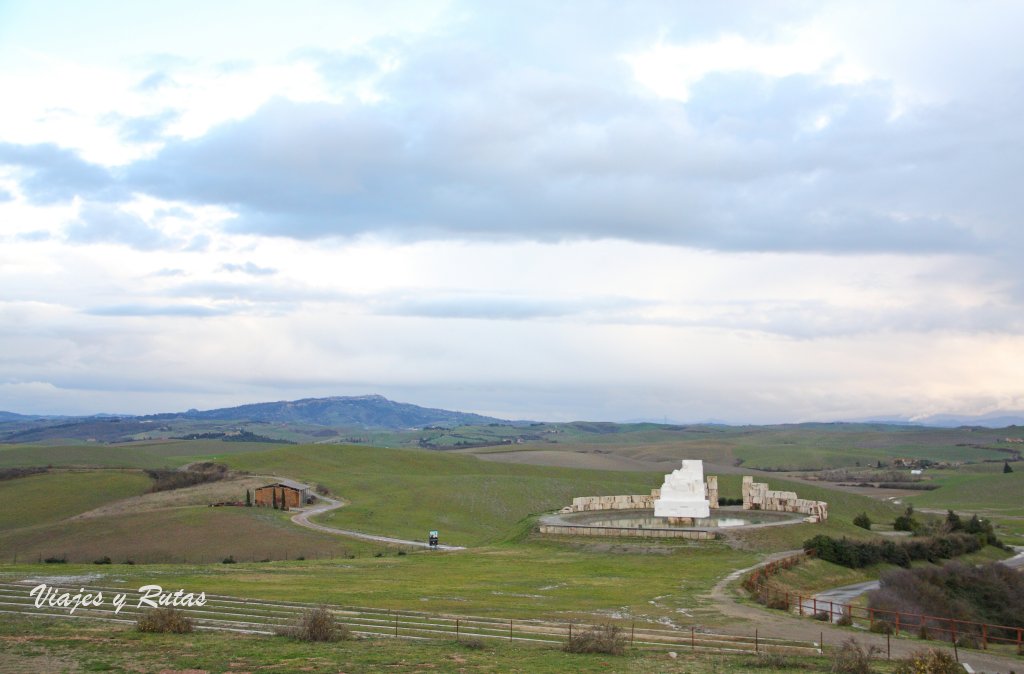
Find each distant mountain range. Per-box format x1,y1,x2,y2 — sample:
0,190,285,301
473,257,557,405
854,411,1024,428
145,394,508,429
2,396,1023,445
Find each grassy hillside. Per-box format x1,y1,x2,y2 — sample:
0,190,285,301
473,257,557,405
0,470,152,531
0,506,374,564
0,440,285,469
223,444,663,546
0,615,830,674
0,538,759,623
906,468,1024,515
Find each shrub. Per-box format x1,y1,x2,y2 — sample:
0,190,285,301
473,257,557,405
222,555,236,564
814,611,831,622
563,623,626,655
145,462,229,492
869,620,894,635
123,558,135,565
93,556,111,565
43,556,66,564
892,649,961,674
459,636,486,650
829,638,880,674
853,513,872,530
803,533,984,569
0,467,48,481
136,607,194,633
868,561,1024,633
837,611,853,627
747,652,796,669
275,607,348,642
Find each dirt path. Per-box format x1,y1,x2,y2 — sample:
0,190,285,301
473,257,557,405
288,494,466,551
707,551,1024,673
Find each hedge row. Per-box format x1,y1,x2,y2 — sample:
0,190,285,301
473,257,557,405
803,533,984,569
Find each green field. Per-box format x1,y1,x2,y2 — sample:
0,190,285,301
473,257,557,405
0,440,284,470
220,443,663,546
0,615,844,674
0,470,152,531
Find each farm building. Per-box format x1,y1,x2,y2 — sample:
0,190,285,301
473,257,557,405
254,479,311,508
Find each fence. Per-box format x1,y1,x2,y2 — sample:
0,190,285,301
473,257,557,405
0,581,817,656
751,582,1024,653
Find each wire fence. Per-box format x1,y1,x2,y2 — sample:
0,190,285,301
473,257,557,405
0,581,818,656
747,570,1024,653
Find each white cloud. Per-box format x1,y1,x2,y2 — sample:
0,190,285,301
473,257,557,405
0,2,1022,421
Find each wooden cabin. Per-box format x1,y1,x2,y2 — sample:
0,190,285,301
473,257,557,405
254,479,311,508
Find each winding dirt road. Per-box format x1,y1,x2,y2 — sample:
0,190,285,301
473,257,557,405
707,549,1024,674
289,494,466,551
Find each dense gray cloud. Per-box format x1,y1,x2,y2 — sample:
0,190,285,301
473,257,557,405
0,142,117,204
5,3,1021,258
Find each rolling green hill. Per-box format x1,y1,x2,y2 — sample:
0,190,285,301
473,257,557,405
0,470,151,531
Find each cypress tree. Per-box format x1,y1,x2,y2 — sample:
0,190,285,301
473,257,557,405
1004,461,1014,474
245,489,252,507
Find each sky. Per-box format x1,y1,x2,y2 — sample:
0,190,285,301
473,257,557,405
1,1,1022,423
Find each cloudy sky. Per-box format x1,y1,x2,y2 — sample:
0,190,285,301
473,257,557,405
1,1,1022,423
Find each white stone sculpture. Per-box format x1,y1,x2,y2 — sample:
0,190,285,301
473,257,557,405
654,460,710,520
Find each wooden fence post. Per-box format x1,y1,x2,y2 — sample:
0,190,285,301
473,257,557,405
509,619,513,642
456,618,459,640
755,629,759,653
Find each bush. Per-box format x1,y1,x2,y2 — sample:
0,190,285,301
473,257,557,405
93,556,111,565
275,607,348,642
867,561,1024,633
43,556,66,564
0,467,48,481
136,607,194,633
222,555,236,564
563,624,626,655
803,533,984,569
892,649,961,674
459,637,486,650
829,638,880,674
837,611,853,627
145,462,229,492
869,620,894,635
747,652,796,669
853,513,872,530
123,558,135,565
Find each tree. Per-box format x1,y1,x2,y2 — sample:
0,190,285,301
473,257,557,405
945,510,962,532
245,489,252,507
1004,461,1014,474
853,512,872,530
894,505,919,533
